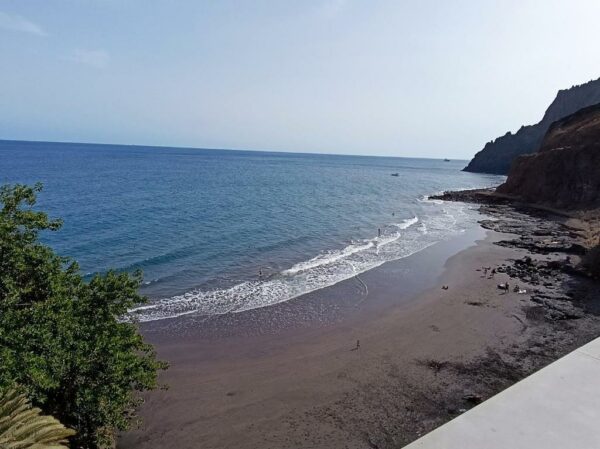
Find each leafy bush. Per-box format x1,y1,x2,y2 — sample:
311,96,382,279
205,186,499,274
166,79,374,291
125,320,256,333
0,184,167,448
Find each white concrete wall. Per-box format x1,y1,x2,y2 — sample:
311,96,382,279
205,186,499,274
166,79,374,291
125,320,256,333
405,337,600,449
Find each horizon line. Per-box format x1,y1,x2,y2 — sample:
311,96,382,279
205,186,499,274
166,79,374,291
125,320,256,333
0,137,468,162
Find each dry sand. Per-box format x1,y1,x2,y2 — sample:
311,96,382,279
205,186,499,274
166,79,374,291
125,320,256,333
120,207,600,449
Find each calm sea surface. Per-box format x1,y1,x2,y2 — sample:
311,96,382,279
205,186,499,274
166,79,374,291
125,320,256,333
1,140,503,321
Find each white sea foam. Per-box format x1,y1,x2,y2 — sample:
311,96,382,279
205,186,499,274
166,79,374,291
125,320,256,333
282,240,375,276
396,216,419,229
129,206,476,322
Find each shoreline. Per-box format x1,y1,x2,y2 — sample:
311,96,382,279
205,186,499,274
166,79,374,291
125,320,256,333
137,223,487,341
120,201,600,449
132,203,482,324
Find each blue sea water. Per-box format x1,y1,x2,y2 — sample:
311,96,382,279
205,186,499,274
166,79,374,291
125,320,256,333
1,140,503,321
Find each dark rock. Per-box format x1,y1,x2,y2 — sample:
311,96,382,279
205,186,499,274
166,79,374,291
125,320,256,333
462,394,483,405
582,244,600,278
496,104,600,210
429,188,502,204
530,294,585,321
546,260,562,270
464,77,600,174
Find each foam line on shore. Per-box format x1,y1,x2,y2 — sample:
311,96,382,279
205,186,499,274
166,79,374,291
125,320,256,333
129,204,475,322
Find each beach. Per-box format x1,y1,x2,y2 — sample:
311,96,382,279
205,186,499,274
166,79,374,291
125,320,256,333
119,202,600,449
4,6,600,448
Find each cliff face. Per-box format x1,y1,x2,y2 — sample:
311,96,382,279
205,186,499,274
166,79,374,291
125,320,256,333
464,77,600,174
496,103,600,209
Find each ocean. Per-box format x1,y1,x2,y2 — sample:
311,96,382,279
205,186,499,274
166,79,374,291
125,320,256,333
1,140,503,321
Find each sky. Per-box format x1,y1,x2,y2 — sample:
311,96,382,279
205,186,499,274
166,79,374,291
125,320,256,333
1,0,600,159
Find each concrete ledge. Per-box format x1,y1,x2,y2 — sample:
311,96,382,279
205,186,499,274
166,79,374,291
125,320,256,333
405,337,600,449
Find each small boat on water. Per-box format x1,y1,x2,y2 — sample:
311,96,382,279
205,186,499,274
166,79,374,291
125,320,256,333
444,158,451,162
391,173,399,176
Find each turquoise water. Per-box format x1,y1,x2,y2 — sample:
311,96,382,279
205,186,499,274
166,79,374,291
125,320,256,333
0,140,503,321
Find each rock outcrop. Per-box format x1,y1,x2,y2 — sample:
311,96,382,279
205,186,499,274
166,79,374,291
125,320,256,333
496,103,600,210
464,77,600,174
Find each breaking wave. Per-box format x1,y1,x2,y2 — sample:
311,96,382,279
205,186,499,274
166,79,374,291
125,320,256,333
130,203,476,322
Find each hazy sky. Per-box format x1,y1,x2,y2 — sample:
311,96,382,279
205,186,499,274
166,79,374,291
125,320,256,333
2,0,600,159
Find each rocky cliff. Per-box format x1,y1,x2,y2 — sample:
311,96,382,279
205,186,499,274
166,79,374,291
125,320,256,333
464,77,600,174
496,103,600,209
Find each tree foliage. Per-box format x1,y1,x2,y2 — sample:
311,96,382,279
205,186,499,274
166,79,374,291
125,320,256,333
0,386,76,449
0,184,167,448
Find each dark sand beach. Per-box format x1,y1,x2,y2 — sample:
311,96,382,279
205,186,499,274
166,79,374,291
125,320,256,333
120,202,600,449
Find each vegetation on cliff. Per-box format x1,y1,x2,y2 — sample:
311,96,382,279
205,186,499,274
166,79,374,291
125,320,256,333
0,184,167,448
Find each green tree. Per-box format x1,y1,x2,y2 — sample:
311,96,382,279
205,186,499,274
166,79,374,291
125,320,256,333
0,184,167,448
0,386,76,449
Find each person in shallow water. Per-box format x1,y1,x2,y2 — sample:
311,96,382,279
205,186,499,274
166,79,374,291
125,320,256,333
378,228,381,237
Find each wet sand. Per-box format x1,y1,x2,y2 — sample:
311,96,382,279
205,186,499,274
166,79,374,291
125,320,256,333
119,206,600,449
